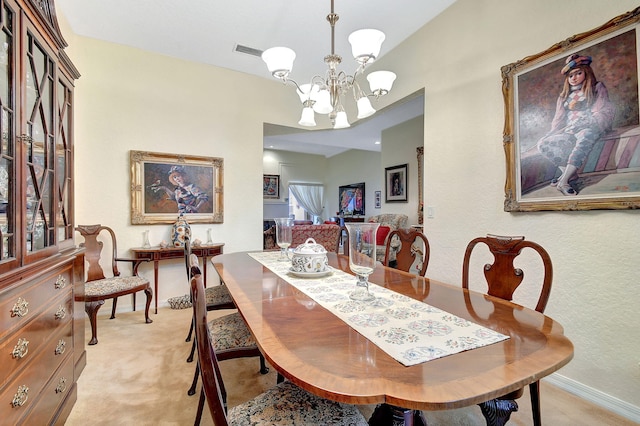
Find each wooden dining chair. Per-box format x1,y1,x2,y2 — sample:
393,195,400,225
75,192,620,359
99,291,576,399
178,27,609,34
76,224,153,345
190,268,368,426
462,234,552,426
383,228,430,276
184,236,235,361
185,250,269,414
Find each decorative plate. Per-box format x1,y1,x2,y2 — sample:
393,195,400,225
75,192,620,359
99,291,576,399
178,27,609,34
288,267,333,278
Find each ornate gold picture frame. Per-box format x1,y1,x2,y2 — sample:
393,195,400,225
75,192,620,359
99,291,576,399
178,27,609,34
130,150,223,224
502,7,640,211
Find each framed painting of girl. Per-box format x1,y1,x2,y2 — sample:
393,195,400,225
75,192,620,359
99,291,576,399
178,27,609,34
503,7,640,211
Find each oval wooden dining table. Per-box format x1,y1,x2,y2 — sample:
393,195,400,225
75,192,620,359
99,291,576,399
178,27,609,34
211,252,573,426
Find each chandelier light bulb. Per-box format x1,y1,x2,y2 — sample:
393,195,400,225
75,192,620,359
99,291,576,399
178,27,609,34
297,84,319,103
367,70,396,96
312,89,333,114
298,106,317,127
333,110,350,129
356,96,376,119
261,47,296,79
348,29,385,64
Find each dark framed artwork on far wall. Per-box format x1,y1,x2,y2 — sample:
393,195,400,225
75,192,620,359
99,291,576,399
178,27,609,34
503,6,640,211
263,174,280,199
339,182,365,215
385,164,408,202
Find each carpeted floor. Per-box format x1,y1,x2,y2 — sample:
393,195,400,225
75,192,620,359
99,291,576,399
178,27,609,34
65,304,636,425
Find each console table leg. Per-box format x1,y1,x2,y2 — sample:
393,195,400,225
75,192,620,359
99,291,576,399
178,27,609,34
153,260,159,314
202,255,208,286
478,399,518,426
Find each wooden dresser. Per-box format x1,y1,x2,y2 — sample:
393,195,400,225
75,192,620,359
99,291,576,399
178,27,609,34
0,1,83,424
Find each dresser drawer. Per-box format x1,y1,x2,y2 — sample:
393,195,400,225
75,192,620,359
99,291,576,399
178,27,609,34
0,320,73,425
18,352,75,426
0,292,73,390
0,265,73,342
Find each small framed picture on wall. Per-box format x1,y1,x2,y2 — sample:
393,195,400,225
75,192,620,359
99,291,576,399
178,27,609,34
263,174,280,199
385,164,408,202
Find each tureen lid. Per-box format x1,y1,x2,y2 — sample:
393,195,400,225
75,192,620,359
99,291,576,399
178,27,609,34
293,238,327,254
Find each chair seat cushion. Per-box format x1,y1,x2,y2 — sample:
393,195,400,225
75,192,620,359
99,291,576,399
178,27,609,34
85,276,149,298
208,312,257,354
227,380,367,425
206,285,233,306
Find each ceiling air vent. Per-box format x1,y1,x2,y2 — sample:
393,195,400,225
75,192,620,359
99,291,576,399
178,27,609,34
234,44,263,57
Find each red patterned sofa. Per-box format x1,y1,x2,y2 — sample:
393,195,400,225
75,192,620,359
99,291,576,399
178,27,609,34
291,224,342,253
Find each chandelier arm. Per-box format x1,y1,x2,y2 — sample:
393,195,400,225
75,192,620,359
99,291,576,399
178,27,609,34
280,77,303,93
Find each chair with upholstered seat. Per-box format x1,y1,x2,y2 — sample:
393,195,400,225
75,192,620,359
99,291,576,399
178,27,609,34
184,237,235,360
362,214,409,262
185,250,268,416
383,228,430,276
76,224,153,345
190,268,368,426
462,234,552,426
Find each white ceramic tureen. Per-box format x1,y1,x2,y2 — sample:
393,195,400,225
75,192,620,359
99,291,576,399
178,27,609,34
291,238,328,273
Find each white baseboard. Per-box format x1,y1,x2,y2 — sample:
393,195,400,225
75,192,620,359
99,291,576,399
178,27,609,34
545,373,640,423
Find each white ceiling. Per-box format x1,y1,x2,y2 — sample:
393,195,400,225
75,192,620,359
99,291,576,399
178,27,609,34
55,0,455,157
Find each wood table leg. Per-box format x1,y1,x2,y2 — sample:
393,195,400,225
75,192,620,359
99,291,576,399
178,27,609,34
368,404,427,426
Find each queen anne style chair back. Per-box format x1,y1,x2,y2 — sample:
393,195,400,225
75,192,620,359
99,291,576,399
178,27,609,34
190,270,368,426
76,224,153,345
462,234,553,426
383,228,430,277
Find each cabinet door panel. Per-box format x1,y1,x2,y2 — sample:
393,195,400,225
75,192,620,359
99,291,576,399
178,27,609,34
0,2,16,268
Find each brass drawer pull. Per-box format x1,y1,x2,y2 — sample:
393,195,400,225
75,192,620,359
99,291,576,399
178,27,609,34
11,297,29,318
55,275,67,289
11,338,29,359
55,339,66,355
55,378,67,394
55,306,67,320
11,385,28,408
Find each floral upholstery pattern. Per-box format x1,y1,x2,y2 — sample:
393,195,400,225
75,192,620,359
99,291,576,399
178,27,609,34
85,276,149,297
167,294,191,309
366,214,409,262
291,224,341,253
167,285,232,310
208,312,258,354
227,380,368,425
205,285,233,306
263,225,277,250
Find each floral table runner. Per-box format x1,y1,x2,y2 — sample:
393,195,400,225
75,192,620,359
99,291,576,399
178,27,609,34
249,251,508,366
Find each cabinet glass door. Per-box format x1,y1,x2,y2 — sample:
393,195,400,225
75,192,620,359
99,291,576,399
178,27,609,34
56,78,72,242
0,3,15,262
25,33,54,253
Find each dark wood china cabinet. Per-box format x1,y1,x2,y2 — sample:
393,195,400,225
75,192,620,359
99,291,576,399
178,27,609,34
0,0,83,424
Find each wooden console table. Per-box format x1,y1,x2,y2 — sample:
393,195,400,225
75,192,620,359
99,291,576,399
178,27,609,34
131,244,224,313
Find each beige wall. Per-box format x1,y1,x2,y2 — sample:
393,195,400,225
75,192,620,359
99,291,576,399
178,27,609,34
372,0,639,415
59,0,639,419
60,27,298,307
381,115,424,223
326,149,382,217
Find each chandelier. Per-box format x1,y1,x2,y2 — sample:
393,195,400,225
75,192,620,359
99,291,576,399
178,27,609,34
261,0,396,129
